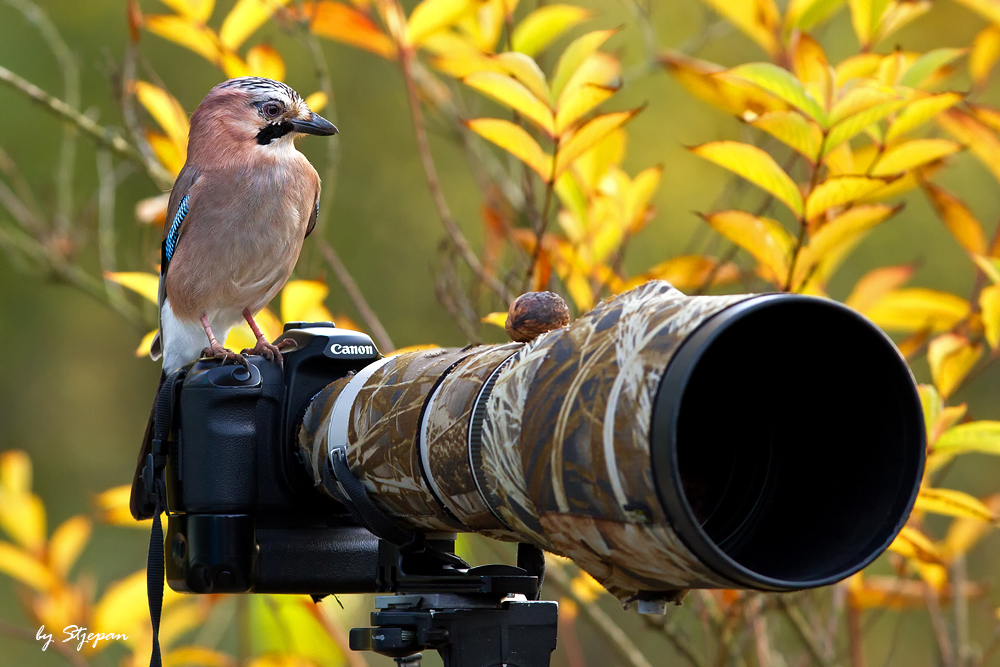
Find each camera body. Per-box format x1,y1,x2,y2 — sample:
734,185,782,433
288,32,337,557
164,323,383,595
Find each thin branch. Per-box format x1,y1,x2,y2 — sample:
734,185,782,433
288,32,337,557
5,0,80,236
0,619,90,667
96,150,125,303
291,3,341,240
315,238,394,351
924,583,956,667
0,222,144,327
776,597,833,667
397,42,514,304
0,64,172,189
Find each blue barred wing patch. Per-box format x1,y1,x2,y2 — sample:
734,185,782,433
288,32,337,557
164,195,189,265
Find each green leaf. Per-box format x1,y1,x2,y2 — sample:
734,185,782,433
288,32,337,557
690,141,804,216
822,99,907,155
935,421,1000,457
551,29,617,99
511,5,591,58
725,62,827,125
900,48,967,88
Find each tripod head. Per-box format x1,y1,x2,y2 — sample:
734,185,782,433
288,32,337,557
351,537,558,667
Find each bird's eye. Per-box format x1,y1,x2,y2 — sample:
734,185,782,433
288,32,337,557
263,103,281,119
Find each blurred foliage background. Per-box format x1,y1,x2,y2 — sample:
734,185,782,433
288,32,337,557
3,0,1000,665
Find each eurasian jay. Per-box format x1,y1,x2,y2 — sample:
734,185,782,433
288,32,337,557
151,76,338,373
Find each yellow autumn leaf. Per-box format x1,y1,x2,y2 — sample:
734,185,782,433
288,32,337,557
918,383,942,437
93,569,184,635
699,0,781,56
160,0,215,23
885,92,963,142
810,204,898,257
690,141,804,216
301,1,396,58
702,210,793,283
245,43,285,81
934,421,1000,462
145,14,223,63
136,330,158,358
0,541,57,591
980,284,1000,349
660,52,786,117
874,1,931,47
555,109,639,178
971,25,1000,87
0,450,32,497
725,62,827,124
928,333,983,398
224,323,258,351
834,53,883,87
93,484,149,528
466,118,552,180
973,254,1000,284
922,182,988,255
556,84,617,135
870,139,962,176
48,516,91,579
864,287,970,332
495,52,550,102
942,493,1000,560
938,109,1000,183
624,255,741,291
0,487,45,554
510,4,591,58
281,280,334,324
550,29,617,99
407,0,476,46
105,272,160,303
481,311,507,329
747,110,823,160
147,132,186,176
805,176,889,220
134,81,189,150
463,72,555,135
887,525,942,563
789,33,831,108
828,83,899,126
844,266,916,313
164,647,238,667
219,0,291,51
916,488,996,522
304,91,327,113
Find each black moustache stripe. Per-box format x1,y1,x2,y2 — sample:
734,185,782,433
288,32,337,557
256,121,293,145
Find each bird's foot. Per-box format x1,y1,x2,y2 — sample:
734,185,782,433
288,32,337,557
200,343,249,370
240,339,292,367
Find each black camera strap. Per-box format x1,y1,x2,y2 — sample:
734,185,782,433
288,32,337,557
144,369,184,667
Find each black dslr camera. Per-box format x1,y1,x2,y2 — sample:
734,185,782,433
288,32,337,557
133,323,555,667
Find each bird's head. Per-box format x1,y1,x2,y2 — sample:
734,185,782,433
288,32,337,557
189,77,337,159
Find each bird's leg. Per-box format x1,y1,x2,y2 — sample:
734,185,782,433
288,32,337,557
240,307,291,366
200,314,249,369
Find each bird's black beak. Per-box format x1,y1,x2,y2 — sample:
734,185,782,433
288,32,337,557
290,112,338,136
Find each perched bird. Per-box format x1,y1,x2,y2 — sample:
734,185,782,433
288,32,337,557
130,77,336,519
152,76,338,373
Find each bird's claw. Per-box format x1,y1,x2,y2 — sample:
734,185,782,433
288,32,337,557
241,339,292,367
200,344,250,370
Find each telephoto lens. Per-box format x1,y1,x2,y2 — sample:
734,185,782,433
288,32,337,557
296,281,925,606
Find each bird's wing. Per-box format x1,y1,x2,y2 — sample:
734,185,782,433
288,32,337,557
150,165,201,361
304,190,319,239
